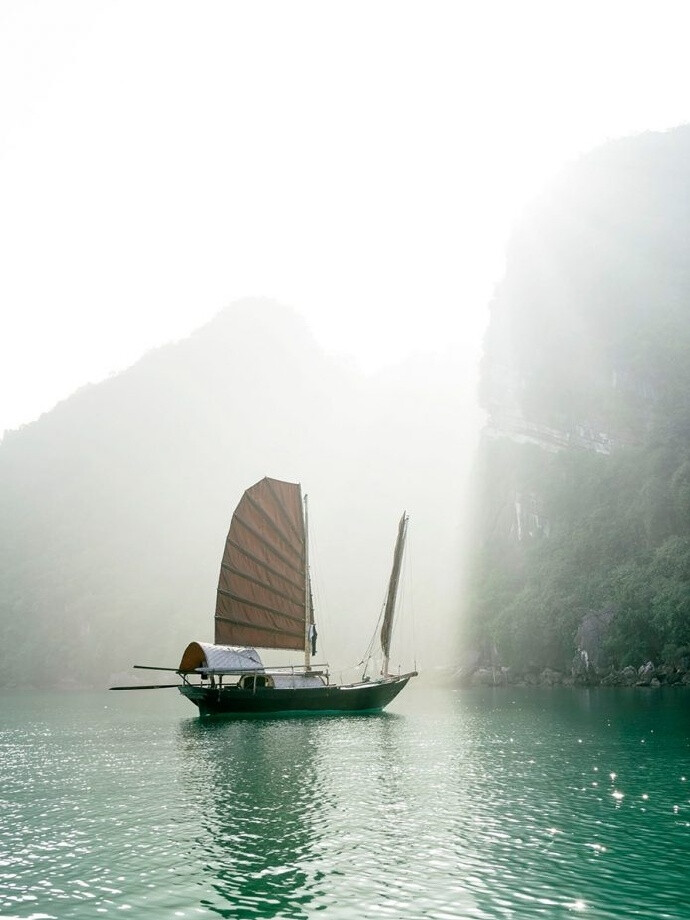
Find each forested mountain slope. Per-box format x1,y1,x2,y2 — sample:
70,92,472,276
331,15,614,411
1,300,476,687
466,126,690,677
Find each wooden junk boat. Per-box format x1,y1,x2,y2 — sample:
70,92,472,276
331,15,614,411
115,477,417,715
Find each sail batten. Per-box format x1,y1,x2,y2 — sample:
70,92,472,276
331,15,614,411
231,517,303,571
223,540,304,589
216,590,305,623
219,567,306,607
215,477,308,650
215,615,304,637
221,559,303,595
236,506,303,560
265,478,305,543
246,488,303,549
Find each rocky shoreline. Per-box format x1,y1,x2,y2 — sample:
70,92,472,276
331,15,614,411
456,660,690,689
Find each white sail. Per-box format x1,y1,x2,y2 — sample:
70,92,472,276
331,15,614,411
380,512,409,676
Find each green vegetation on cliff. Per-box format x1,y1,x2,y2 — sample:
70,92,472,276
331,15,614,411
470,436,690,670
468,126,690,673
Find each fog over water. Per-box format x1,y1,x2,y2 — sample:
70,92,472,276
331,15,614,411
0,301,479,685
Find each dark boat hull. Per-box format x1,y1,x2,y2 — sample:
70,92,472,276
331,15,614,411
179,673,416,716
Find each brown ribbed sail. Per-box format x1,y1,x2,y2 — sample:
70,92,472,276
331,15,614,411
215,477,307,650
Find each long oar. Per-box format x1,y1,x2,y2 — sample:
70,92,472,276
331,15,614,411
133,665,181,672
109,683,182,690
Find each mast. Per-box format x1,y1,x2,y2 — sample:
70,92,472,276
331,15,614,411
303,492,311,671
380,512,408,677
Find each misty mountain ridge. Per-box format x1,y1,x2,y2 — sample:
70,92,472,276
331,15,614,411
1,299,478,687
466,124,690,680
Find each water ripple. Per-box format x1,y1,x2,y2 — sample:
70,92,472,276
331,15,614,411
1,688,689,918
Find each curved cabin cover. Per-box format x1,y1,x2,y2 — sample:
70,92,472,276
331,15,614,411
178,641,264,673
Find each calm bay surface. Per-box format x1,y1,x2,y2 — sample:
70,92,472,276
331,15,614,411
1,686,689,919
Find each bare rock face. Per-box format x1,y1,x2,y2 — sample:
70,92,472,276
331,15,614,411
540,668,563,686
621,666,638,686
575,608,616,671
456,656,690,689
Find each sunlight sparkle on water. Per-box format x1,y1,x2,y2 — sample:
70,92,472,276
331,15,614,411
585,843,607,854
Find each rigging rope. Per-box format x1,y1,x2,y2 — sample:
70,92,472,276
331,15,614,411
405,522,417,671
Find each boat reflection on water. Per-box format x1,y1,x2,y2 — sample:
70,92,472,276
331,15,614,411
176,711,410,919
177,716,328,918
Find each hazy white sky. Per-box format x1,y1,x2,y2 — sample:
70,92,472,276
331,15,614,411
2,0,690,435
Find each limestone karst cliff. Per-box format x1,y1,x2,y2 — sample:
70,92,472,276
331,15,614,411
466,126,690,676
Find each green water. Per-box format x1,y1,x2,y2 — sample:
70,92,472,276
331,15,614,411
1,687,689,919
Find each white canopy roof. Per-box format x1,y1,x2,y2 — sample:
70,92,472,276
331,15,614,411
178,641,264,673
